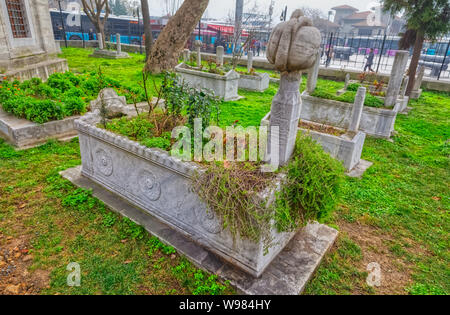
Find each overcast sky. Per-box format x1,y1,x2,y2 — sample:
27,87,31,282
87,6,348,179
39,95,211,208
152,0,381,21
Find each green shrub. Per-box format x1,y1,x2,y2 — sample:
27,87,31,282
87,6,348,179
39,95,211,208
346,83,360,91
2,96,64,123
186,88,220,132
162,72,189,117
106,115,154,141
194,134,344,247
26,99,65,123
312,89,384,108
63,96,86,116
364,93,384,108
141,136,171,151
274,133,345,231
0,70,125,123
47,72,75,93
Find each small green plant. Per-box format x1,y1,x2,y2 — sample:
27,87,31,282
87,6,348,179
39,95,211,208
62,188,97,212
171,258,227,295
346,83,361,92
195,133,344,246
0,70,125,123
119,217,145,240
274,134,345,231
147,236,176,256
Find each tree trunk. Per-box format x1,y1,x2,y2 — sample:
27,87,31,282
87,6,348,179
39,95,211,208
144,0,209,73
406,31,424,96
141,0,153,61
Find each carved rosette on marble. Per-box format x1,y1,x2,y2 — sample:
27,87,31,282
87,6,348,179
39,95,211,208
138,170,161,201
194,204,223,234
95,148,113,176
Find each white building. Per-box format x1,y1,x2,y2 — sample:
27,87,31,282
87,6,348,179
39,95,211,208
0,0,67,80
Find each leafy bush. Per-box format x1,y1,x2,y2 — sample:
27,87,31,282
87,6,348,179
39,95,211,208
186,89,220,132
141,136,171,151
0,70,127,123
2,96,64,124
194,134,344,246
161,72,189,118
106,115,154,141
275,134,344,231
311,89,384,108
63,96,86,116
364,93,385,108
347,83,360,91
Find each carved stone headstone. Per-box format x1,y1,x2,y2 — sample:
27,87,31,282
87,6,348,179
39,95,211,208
194,40,203,67
400,75,409,98
307,50,321,94
97,33,104,50
216,46,224,66
411,66,425,99
247,51,253,73
385,50,408,107
349,87,366,132
266,9,321,165
344,73,351,89
413,66,425,91
183,49,190,62
116,33,122,54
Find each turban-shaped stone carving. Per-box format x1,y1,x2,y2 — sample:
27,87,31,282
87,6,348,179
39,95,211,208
267,9,321,72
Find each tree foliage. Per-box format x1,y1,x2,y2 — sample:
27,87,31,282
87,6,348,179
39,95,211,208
382,0,450,95
81,0,110,47
109,0,128,16
382,0,450,40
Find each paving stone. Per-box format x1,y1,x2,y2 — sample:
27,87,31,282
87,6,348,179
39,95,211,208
61,166,338,295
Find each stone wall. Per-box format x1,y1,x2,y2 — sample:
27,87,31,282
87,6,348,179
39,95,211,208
175,64,240,101
300,93,399,139
53,41,450,93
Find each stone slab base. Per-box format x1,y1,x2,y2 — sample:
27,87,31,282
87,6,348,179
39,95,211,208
61,166,338,295
346,159,373,178
398,107,413,116
0,108,79,150
1,58,68,81
410,89,422,100
89,49,130,59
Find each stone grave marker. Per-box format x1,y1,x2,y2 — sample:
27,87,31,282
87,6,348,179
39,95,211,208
266,10,321,165
216,46,224,66
194,40,202,67
247,51,253,73
385,50,408,107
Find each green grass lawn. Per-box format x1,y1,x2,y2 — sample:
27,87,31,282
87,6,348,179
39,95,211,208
0,47,448,295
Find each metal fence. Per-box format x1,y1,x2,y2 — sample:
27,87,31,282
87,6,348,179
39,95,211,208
318,32,450,81
50,8,450,81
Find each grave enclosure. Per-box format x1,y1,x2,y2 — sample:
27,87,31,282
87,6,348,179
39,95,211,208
301,50,411,140
90,33,130,59
62,12,339,295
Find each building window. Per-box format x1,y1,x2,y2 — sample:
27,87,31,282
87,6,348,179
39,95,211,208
5,0,30,38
